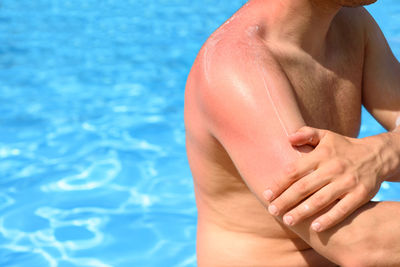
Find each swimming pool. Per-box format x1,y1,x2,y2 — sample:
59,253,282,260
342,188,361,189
0,0,399,266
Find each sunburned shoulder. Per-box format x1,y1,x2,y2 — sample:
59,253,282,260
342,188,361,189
185,26,268,138
193,2,270,79
199,25,261,79
199,28,267,98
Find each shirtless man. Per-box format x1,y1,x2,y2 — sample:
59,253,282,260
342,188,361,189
184,0,400,266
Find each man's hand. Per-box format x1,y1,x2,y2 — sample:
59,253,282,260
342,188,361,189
263,126,387,232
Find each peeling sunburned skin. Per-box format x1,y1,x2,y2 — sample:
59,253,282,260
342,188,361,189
203,1,253,82
203,36,221,83
203,13,239,83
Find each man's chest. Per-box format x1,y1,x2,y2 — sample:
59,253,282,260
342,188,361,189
280,50,364,137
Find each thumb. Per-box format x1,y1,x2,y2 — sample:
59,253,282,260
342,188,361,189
288,126,326,147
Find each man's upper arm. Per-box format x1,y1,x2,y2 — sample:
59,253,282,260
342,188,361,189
199,46,306,202
362,8,400,131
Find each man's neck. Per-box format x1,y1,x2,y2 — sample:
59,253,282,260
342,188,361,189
254,0,342,58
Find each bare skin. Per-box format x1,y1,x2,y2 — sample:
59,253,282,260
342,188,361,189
184,0,400,266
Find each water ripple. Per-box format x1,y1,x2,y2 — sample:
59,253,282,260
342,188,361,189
0,0,398,266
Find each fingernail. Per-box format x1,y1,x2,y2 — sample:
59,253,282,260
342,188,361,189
283,215,294,226
312,222,321,232
268,205,278,216
263,189,273,201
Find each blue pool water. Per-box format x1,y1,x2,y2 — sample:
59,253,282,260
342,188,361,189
0,0,399,266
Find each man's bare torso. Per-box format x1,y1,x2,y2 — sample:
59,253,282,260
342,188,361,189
184,1,367,266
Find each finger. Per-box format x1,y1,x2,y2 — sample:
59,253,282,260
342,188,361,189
284,151,321,182
310,193,366,232
289,128,317,146
263,156,319,203
263,152,319,201
263,144,326,203
289,126,326,147
268,167,330,216
282,181,347,225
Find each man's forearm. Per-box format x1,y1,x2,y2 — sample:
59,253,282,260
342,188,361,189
372,129,400,182
280,201,400,266
280,129,400,266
